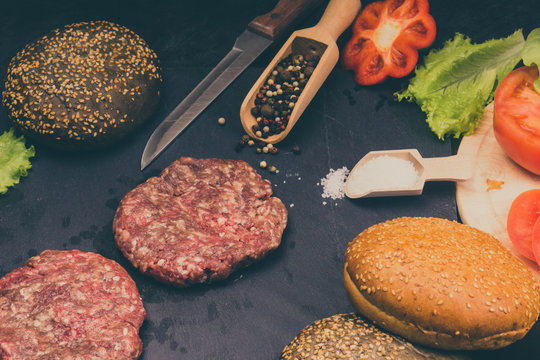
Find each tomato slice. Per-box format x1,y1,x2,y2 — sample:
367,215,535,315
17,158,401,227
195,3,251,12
532,216,540,265
507,189,540,261
342,0,436,85
494,65,540,175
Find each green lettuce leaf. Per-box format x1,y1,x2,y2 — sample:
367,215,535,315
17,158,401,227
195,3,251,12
522,28,540,92
395,30,525,139
0,128,35,194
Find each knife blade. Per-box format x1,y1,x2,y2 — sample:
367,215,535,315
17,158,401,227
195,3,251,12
141,0,325,170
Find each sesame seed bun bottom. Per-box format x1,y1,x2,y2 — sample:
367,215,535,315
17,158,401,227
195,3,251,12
343,217,540,351
280,312,472,359
344,266,527,350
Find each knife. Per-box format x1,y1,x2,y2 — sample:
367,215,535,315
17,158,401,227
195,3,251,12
141,0,325,170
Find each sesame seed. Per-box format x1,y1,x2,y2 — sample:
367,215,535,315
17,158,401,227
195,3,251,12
2,20,162,149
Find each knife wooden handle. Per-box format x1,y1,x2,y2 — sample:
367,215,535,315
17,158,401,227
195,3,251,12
248,0,326,40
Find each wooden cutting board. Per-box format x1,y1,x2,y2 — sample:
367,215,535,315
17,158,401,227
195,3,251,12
456,103,540,282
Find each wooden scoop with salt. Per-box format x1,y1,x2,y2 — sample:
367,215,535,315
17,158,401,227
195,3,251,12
345,149,473,198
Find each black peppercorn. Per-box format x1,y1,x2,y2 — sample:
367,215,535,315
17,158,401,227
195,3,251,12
250,52,320,139
261,104,273,118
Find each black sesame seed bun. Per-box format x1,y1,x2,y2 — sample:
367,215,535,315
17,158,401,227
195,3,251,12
1,21,162,151
344,217,540,350
280,313,471,360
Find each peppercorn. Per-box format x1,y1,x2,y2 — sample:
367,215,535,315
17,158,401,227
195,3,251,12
262,146,269,154
261,104,273,117
268,165,277,173
218,117,226,125
280,70,292,81
250,52,320,138
247,140,255,147
292,145,301,154
259,160,267,169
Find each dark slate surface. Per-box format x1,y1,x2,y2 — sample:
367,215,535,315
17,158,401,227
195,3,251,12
0,0,539,359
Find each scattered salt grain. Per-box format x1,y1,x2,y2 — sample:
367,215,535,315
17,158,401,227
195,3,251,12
347,155,418,193
319,166,350,200
290,203,294,208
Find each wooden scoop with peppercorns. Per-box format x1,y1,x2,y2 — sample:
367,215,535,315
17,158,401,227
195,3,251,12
240,0,361,144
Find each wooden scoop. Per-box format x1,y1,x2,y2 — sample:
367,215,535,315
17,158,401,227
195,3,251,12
345,149,473,199
240,0,361,144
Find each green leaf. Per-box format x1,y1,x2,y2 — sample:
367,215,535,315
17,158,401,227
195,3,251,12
396,30,525,139
0,128,35,194
522,27,540,92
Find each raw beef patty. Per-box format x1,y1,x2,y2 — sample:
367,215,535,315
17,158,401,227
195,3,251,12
0,249,146,359
113,157,288,287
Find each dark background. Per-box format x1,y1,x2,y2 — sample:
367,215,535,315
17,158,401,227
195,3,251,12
0,0,539,359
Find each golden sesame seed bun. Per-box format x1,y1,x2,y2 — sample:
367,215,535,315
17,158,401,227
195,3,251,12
344,217,540,350
1,21,162,151
280,313,471,359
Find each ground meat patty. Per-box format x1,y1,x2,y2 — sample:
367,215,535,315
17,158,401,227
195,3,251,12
113,157,288,287
0,250,145,359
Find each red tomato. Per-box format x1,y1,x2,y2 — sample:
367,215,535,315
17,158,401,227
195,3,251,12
494,65,540,175
532,217,540,264
342,0,436,85
507,189,540,261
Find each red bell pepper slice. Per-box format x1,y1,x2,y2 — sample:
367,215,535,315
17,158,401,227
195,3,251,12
342,0,436,85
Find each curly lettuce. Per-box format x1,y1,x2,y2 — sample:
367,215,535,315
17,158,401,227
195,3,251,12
522,28,540,92
0,128,35,194
395,30,525,139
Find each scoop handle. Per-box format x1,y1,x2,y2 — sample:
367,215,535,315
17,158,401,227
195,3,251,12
248,0,325,40
422,155,473,182
316,0,361,41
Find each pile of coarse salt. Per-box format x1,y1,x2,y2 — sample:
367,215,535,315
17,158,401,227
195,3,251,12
319,166,350,201
347,155,418,193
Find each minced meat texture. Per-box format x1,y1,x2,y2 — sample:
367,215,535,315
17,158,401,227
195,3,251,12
0,250,145,359
113,157,288,287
